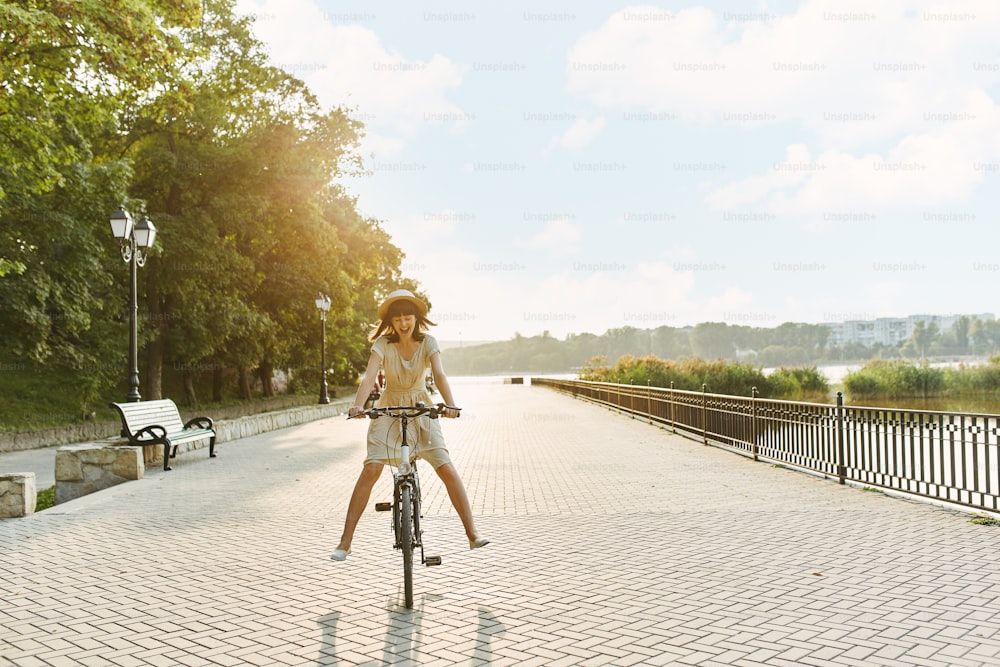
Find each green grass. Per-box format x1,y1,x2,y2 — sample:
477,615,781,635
35,486,55,512
0,363,90,431
970,514,1000,526
0,356,355,432
844,359,1000,401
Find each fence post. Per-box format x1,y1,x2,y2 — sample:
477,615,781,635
630,379,634,418
751,386,759,462
836,391,846,484
702,383,708,445
647,380,652,425
669,381,675,433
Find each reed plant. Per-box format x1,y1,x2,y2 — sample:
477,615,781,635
842,358,1000,400
579,355,829,400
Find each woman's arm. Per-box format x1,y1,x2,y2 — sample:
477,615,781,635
349,351,382,417
429,351,459,417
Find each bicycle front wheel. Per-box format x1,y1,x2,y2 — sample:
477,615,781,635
400,483,414,608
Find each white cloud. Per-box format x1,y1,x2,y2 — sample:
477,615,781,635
706,104,999,215
543,117,606,155
566,0,1000,212
234,0,1000,342
567,0,1000,134
381,210,469,268
515,217,581,256
236,0,467,158
414,256,759,340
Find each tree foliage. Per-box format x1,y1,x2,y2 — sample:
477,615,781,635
0,0,406,416
443,317,994,378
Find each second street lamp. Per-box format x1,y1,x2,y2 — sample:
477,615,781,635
316,292,332,404
109,206,157,403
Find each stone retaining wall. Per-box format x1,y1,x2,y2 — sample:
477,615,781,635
0,422,120,453
0,473,36,517
54,445,143,504
2,398,351,517
137,402,349,467
215,402,347,444
0,395,328,454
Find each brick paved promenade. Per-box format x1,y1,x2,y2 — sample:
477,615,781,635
2,379,1000,666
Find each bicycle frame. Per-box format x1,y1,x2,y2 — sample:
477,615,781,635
362,403,455,608
391,412,425,559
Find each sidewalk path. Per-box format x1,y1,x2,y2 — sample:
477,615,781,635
2,379,1000,666
0,448,56,491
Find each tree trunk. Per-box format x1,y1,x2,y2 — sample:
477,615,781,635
183,371,198,408
144,262,166,400
212,366,224,402
148,133,182,402
145,339,164,399
259,361,274,397
238,367,252,400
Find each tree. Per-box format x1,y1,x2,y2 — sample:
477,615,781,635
0,1,214,412
952,316,970,353
690,322,735,360
910,320,939,359
115,0,376,402
0,1,202,266
0,0,201,370
970,318,1000,356
2,0,406,412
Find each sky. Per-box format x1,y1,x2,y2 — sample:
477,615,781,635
234,0,1000,343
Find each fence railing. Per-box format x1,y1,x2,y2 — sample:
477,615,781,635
532,378,1000,514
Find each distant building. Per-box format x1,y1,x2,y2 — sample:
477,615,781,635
822,313,994,347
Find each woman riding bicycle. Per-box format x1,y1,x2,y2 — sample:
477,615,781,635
332,289,489,561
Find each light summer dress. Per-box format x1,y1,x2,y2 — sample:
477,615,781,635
364,334,452,468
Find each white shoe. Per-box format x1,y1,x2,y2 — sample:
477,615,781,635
469,538,490,550
331,548,351,561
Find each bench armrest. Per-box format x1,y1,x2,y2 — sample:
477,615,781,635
133,424,168,442
184,416,214,430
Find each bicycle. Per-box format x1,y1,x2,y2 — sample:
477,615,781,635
353,401,460,608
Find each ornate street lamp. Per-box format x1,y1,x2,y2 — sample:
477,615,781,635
109,206,157,402
316,292,332,404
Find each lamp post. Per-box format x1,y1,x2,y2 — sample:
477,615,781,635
109,206,157,402
315,292,331,404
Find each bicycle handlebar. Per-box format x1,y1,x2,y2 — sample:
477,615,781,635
348,402,460,420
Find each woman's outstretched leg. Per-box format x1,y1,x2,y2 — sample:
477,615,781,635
434,463,488,548
332,462,383,560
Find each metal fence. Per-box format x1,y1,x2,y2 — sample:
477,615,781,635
533,378,1000,514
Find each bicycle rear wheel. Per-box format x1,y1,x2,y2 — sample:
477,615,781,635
400,483,414,608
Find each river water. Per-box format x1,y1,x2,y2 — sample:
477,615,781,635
452,364,1000,415
809,361,1000,414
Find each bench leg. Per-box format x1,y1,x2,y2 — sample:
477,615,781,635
163,443,171,471
209,436,217,458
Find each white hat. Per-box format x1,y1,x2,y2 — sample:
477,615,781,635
377,289,428,319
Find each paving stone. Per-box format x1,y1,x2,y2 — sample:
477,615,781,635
3,380,1000,665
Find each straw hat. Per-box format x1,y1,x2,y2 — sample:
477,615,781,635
377,289,428,319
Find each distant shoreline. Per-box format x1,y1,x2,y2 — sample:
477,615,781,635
449,357,991,386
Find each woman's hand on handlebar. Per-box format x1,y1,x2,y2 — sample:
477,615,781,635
347,403,460,420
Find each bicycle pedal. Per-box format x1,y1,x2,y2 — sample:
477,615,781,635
424,556,442,566
374,502,391,512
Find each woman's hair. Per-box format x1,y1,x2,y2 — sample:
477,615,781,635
369,299,436,342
